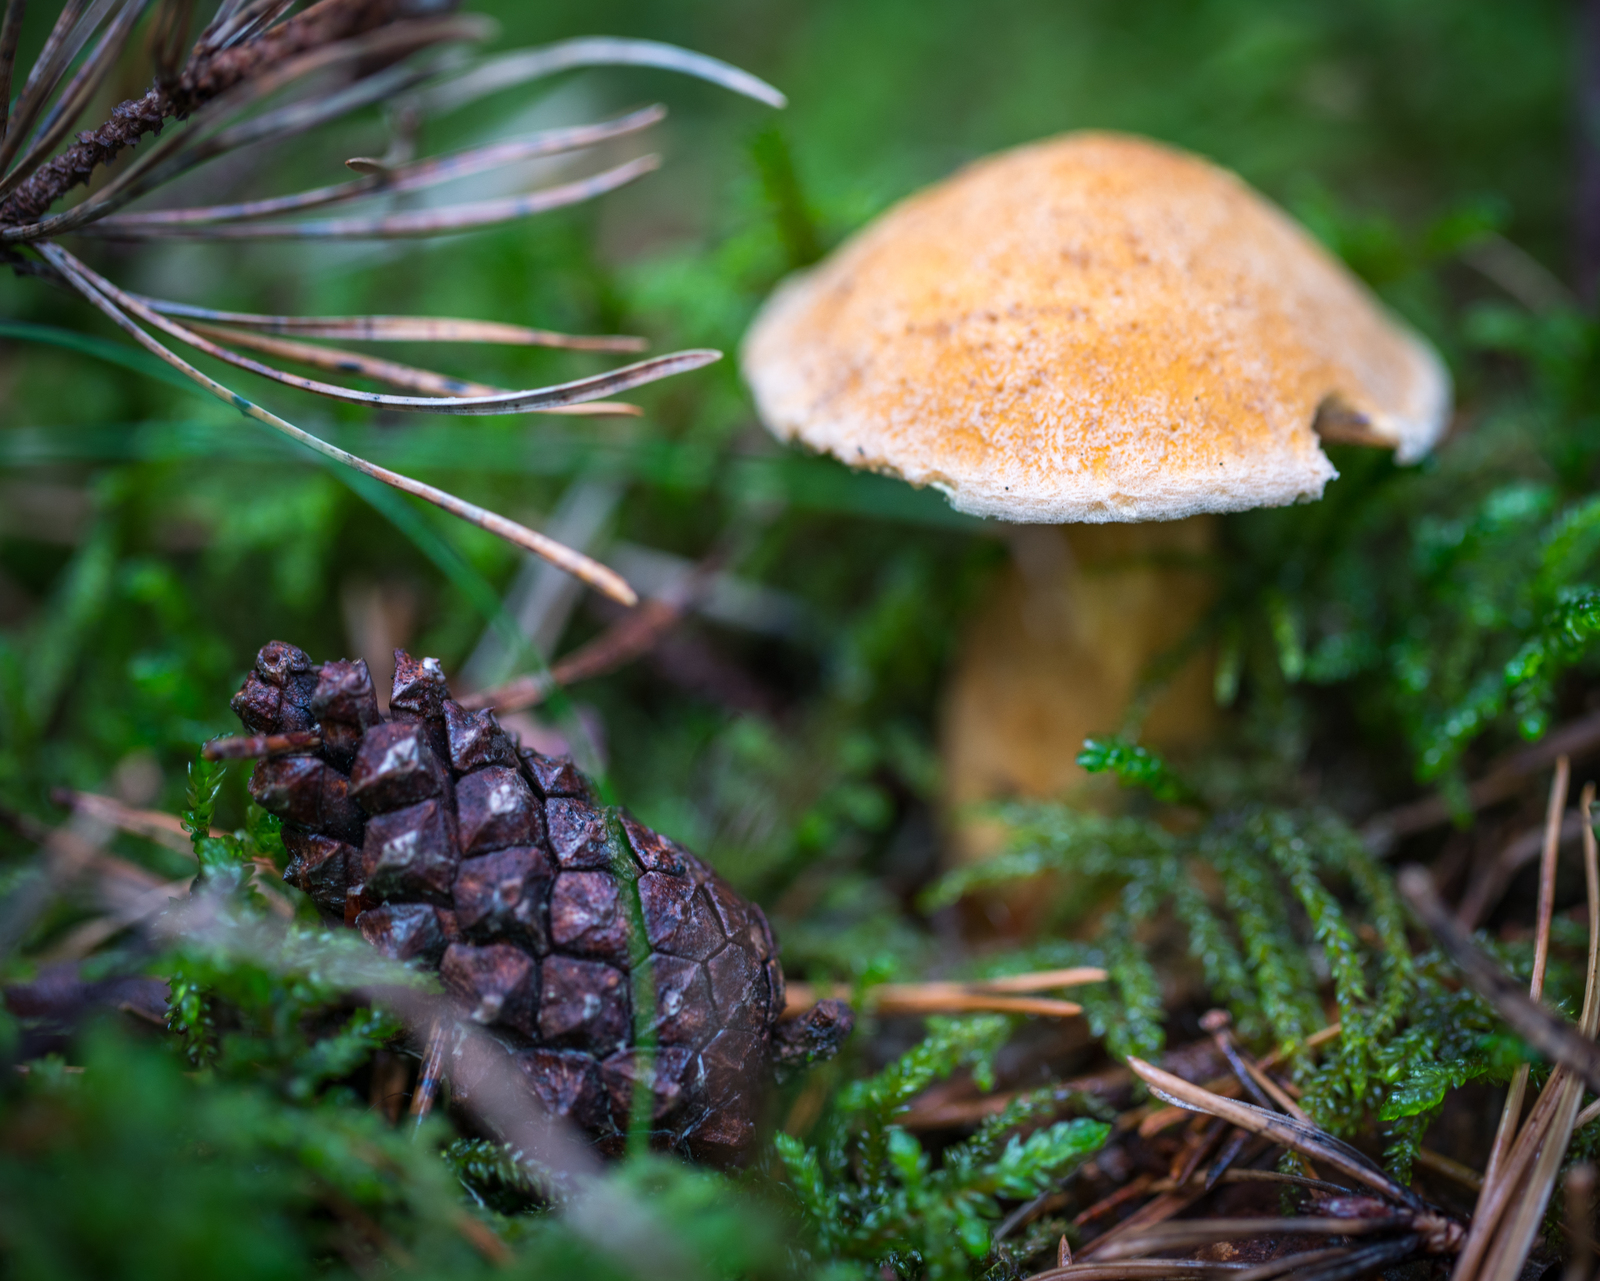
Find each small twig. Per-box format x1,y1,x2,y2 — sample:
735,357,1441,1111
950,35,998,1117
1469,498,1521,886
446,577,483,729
1199,1009,1274,1110
1259,1022,1344,1068
188,322,503,397
1230,1247,1361,1281
1247,1238,1422,1281
1026,1265,1247,1281
1531,757,1572,1002
1148,1168,1353,1197
1480,1047,1595,1280
1566,1163,1596,1281
183,321,644,413
1201,1128,1251,1191
1578,1096,1600,1131
781,970,1107,1020
1090,1218,1408,1263
1071,1174,1156,1228
1171,1117,1226,1187
461,553,745,712
1413,1147,1485,1193
202,730,322,760
1582,782,1600,1031
1074,1189,1211,1262
51,787,204,853
1399,866,1600,1097
1364,716,1600,851
450,1210,511,1266
787,981,1083,1018
1076,1141,1279,1266
981,967,1111,992
1457,811,1589,928
1479,787,1600,1281
1240,1060,1308,1123
408,1020,448,1128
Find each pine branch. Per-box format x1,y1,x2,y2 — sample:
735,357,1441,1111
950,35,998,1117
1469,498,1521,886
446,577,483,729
0,0,446,227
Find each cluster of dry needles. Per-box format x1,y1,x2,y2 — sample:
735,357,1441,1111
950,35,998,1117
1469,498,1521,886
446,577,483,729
995,762,1600,1281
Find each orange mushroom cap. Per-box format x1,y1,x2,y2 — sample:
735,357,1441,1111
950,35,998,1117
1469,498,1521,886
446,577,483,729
742,131,1450,523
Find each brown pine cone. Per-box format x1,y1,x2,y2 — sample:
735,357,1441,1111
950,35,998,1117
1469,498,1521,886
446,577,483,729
231,641,850,1159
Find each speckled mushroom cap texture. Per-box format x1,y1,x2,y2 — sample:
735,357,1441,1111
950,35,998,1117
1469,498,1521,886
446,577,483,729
741,131,1451,523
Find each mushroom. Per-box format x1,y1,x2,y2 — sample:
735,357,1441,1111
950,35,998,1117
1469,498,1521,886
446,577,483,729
741,131,1451,869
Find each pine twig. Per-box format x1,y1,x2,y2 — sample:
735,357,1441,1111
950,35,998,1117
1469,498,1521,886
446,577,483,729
0,0,429,227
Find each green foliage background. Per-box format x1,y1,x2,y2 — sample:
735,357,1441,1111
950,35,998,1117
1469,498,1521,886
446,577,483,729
1,0,1598,1276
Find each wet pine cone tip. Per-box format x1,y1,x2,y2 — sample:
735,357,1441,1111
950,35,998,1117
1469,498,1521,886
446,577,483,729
232,640,852,1159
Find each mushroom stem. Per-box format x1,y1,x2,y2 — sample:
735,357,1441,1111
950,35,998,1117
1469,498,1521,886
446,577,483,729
941,519,1218,890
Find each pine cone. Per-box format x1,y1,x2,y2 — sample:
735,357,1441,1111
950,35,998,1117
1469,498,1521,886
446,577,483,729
232,641,849,1159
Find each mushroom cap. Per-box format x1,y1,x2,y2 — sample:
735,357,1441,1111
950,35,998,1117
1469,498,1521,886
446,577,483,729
741,131,1450,524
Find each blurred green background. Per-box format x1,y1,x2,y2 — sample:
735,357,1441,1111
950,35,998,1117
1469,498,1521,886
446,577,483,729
0,0,1583,977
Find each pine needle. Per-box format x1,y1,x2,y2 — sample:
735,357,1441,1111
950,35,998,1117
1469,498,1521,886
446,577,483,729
62,252,714,415
130,300,648,352
86,104,667,233
88,152,664,240
40,244,640,606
